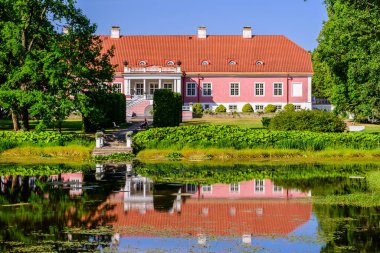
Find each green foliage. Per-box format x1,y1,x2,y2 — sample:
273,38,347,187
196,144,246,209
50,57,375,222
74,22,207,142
192,103,204,114
261,117,271,128
166,152,184,160
81,92,126,132
153,89,182,127
264,104,277,113
242,103,254,113
269,110,346,132
215,104,227,113
284,104,295,112
0,140,17,152
314,0,380,119
133,124,380,151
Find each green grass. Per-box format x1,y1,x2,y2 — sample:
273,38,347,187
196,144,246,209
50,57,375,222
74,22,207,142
182,117,264,129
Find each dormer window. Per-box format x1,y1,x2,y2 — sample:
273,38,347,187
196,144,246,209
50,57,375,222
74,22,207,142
138,60,147,66
256,60,264,65
229,60,237,65
166,60,175,65
201,60,209,65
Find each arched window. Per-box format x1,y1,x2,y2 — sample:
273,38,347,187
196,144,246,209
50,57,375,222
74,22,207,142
256,60,264,65
201,60,209,65
228,60,237,65
139,60,147,66
166,60,175,65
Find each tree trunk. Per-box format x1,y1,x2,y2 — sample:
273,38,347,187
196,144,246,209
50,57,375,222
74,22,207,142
20,106,30,131
11,109,20,131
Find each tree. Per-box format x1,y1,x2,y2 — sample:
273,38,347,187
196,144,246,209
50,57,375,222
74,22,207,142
0,0,115,131
153,89,182,127
313,0,380,120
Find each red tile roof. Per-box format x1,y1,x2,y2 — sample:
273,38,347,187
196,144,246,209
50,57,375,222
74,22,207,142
100,35,313,74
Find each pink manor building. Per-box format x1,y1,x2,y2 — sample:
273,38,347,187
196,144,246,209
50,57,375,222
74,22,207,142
100,26,313,117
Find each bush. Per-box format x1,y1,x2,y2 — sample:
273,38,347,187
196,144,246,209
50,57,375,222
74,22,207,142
269,110,346,132
242,103,254,113
261,117,271,128
204,109,213,115
264,104,277,113
284,104,295,112
153,89,182,127
133,124,380,152
192,103,204,114
215,104,227,113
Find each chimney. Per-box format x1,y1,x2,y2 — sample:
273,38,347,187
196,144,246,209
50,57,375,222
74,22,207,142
62,26,69,35
111,26,120,39
243,26,252,38
197,26,207,39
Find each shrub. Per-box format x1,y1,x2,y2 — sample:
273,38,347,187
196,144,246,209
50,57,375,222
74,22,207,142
284,104,295,112
153,89,182,127
242,103,254,113
264,104,277,113
261,117,271,128
269,110,346,132
215,104,227,113
204,109,213,115
192,103,204,114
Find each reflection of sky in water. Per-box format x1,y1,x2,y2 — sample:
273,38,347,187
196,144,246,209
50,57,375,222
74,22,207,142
114,214,323,253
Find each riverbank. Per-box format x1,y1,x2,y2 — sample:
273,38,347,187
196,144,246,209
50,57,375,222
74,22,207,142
137,147,380,163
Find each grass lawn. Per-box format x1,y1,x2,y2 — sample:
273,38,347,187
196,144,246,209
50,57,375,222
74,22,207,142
182,117,264,129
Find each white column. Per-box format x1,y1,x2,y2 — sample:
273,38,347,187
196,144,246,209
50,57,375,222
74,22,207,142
124,79,131,95
143,79,146,98
159,79,162,89
308,76,312,104
174,79,177,92
176,78,182,93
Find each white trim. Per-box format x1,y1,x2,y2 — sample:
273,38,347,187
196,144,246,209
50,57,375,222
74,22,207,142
272,82,284,97
229,183,240,193
124,79,131,95
149,82,159,95
273,184,283,193
254,82,265,97
202,185,212,193
229,82,240,97
254,179,265,193
308,77,312,103
291,82,303,97
201,82,212,97
186,82,197,97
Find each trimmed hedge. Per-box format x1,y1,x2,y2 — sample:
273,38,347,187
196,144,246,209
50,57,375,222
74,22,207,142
242,103,254,113
133,124,380,151
264,104,277,113
215,104,227,113
284,104,295,112
0,131,80,144
269,110,346,132
153,89,182,127
192,103,204,114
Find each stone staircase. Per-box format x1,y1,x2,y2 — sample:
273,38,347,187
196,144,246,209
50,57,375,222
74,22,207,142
127,97,151,116
92,133,132,156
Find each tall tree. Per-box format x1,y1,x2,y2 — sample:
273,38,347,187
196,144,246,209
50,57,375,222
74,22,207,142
0,0,115,131
313,0,380,120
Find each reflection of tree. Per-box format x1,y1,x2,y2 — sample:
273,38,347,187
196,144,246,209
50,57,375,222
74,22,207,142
314,204,380,252
0,165,126,252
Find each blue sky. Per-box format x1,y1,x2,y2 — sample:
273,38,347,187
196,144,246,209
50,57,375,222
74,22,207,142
76,0,327,51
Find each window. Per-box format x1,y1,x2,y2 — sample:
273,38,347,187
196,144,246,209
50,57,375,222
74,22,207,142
273,83,283,96
255,179,264,192
228,60,237,65
149,83,158,95
256,60,264,65
135,83,144,95
138,60,147,65
255,83,265,96
255,105,264,111
230,183,240,193
186,184,197,193
230,83,240,96
113,83,122,93
202,83,212,96
292,83,303,97
201,60,209,65
273,185,283,193
163,83,173,90
275,105,282,111
229,105,237,112
186,83,196,96
166,60,175,65
295,105,302,110
202,185,212,192
204,104,210,110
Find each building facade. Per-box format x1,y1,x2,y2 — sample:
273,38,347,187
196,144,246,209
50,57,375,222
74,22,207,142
101,26,313,116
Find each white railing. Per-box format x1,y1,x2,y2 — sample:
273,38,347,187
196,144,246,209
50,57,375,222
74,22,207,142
124,66,181,73
182,106,191,111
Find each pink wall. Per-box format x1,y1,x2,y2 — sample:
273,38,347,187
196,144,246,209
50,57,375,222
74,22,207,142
184,179,310,199
183,76,310,104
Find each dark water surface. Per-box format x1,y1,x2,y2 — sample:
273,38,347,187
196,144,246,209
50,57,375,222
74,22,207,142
0,163,379,252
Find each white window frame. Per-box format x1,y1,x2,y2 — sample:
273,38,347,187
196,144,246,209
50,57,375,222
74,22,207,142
202,185,212,193
292,83,303,97
275,105,282,111
113,83,122,93
135,83,144,95
163,83,173,90
186,82,197,97
186,184,197,193
273,185,283,193
149,82,159,95
230,82,240,96
255,105,264,111
202,82,212,96
230,183,240,193
254,179,265,192
255,82,265,97
229,105,238,112
204,104,210,110
295,105,302,111
273,82,283,97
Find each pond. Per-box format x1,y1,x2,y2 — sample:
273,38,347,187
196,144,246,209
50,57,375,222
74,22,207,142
0,163,380,252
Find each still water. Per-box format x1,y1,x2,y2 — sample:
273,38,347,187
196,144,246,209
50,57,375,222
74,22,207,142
0,163,379,252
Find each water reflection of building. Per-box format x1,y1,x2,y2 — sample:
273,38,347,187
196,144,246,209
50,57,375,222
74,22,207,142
104,175,312,238
48,173,84,196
